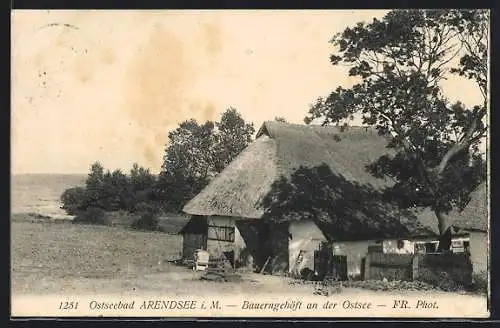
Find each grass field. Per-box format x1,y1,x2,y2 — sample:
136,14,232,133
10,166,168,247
11,217,183,294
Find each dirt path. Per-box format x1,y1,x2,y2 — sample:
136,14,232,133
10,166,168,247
11,262,487,300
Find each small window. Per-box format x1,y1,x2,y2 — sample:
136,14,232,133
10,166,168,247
414,243,426,254
425,242,437,253
451,240,465,253
208,225,235,242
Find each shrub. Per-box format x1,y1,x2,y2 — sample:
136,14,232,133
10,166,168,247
73,207,109,225
469,271,488,294
131,212,160,231
418,270,464,292
61,187,89,215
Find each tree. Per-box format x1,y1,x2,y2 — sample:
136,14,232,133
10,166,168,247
99,169,132,211
130,163,157,211
130,163,156,191
85,162,105,207
274,116,288,123
158,108,255,212
61,162,160,217
213,107,255,172
158,119,217,212
304,9,488,250
60,186,88,215
448,10,488,108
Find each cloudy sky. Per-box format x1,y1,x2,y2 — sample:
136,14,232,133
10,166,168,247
11,10,484,174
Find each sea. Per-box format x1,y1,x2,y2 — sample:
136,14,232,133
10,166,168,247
11,174,87,219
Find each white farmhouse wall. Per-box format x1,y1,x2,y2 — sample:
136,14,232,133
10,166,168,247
206,216,246,262
469,231,488,274
331,240,371,277
288,220,327,274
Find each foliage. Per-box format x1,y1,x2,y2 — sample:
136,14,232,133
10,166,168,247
158,107,254,212
447,10,489,105
418,270,464,292
303,9,488,245
61,162,159,216
85,162,105,207
99,169,133,211
60,187,88,215
274,116,288,123
262,164,425,241
213,107,255,173
469,271,488,294
73,207,109,225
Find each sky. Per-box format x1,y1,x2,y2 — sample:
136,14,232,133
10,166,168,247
11,10,486,174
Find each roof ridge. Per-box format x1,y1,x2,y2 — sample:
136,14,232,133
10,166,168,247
263,120,374,129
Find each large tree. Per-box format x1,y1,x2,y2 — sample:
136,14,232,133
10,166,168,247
84,161,105,208
158,108,255,212
305,9,488,250
158,119,217,211
213,107,255,173
129,163,157,211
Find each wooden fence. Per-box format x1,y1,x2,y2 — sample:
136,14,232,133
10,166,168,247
364,252,414,281
364,252,473,286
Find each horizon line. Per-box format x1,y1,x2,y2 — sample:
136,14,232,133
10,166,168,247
11,172,89,175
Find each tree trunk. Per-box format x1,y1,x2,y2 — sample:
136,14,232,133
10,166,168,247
435,210,453,252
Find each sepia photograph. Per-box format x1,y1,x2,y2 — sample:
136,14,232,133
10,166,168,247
11,9,490,318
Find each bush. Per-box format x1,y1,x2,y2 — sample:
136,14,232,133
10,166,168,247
418,270,464,292
73,207,109,225
469,272,488,294
61,187,89,215
131,212,160,231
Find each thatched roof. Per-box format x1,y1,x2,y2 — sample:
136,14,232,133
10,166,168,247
183,133,278,218
259,121,394,190
184,122,392,217
450,182,488,232
183,121,488,239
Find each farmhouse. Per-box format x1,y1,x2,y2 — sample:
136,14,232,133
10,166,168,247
180,121,488,278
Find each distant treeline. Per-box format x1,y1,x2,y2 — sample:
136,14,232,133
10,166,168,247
60,162,160,215
61,108,265,227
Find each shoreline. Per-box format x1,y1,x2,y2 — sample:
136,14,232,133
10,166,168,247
11,212,75,223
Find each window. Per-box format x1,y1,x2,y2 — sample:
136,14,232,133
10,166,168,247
414,242,437,254
414,243,426,254
425,242,437,253
208,225,235,242
451,239,467,253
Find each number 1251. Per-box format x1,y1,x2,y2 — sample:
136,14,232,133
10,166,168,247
58,301,79,310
